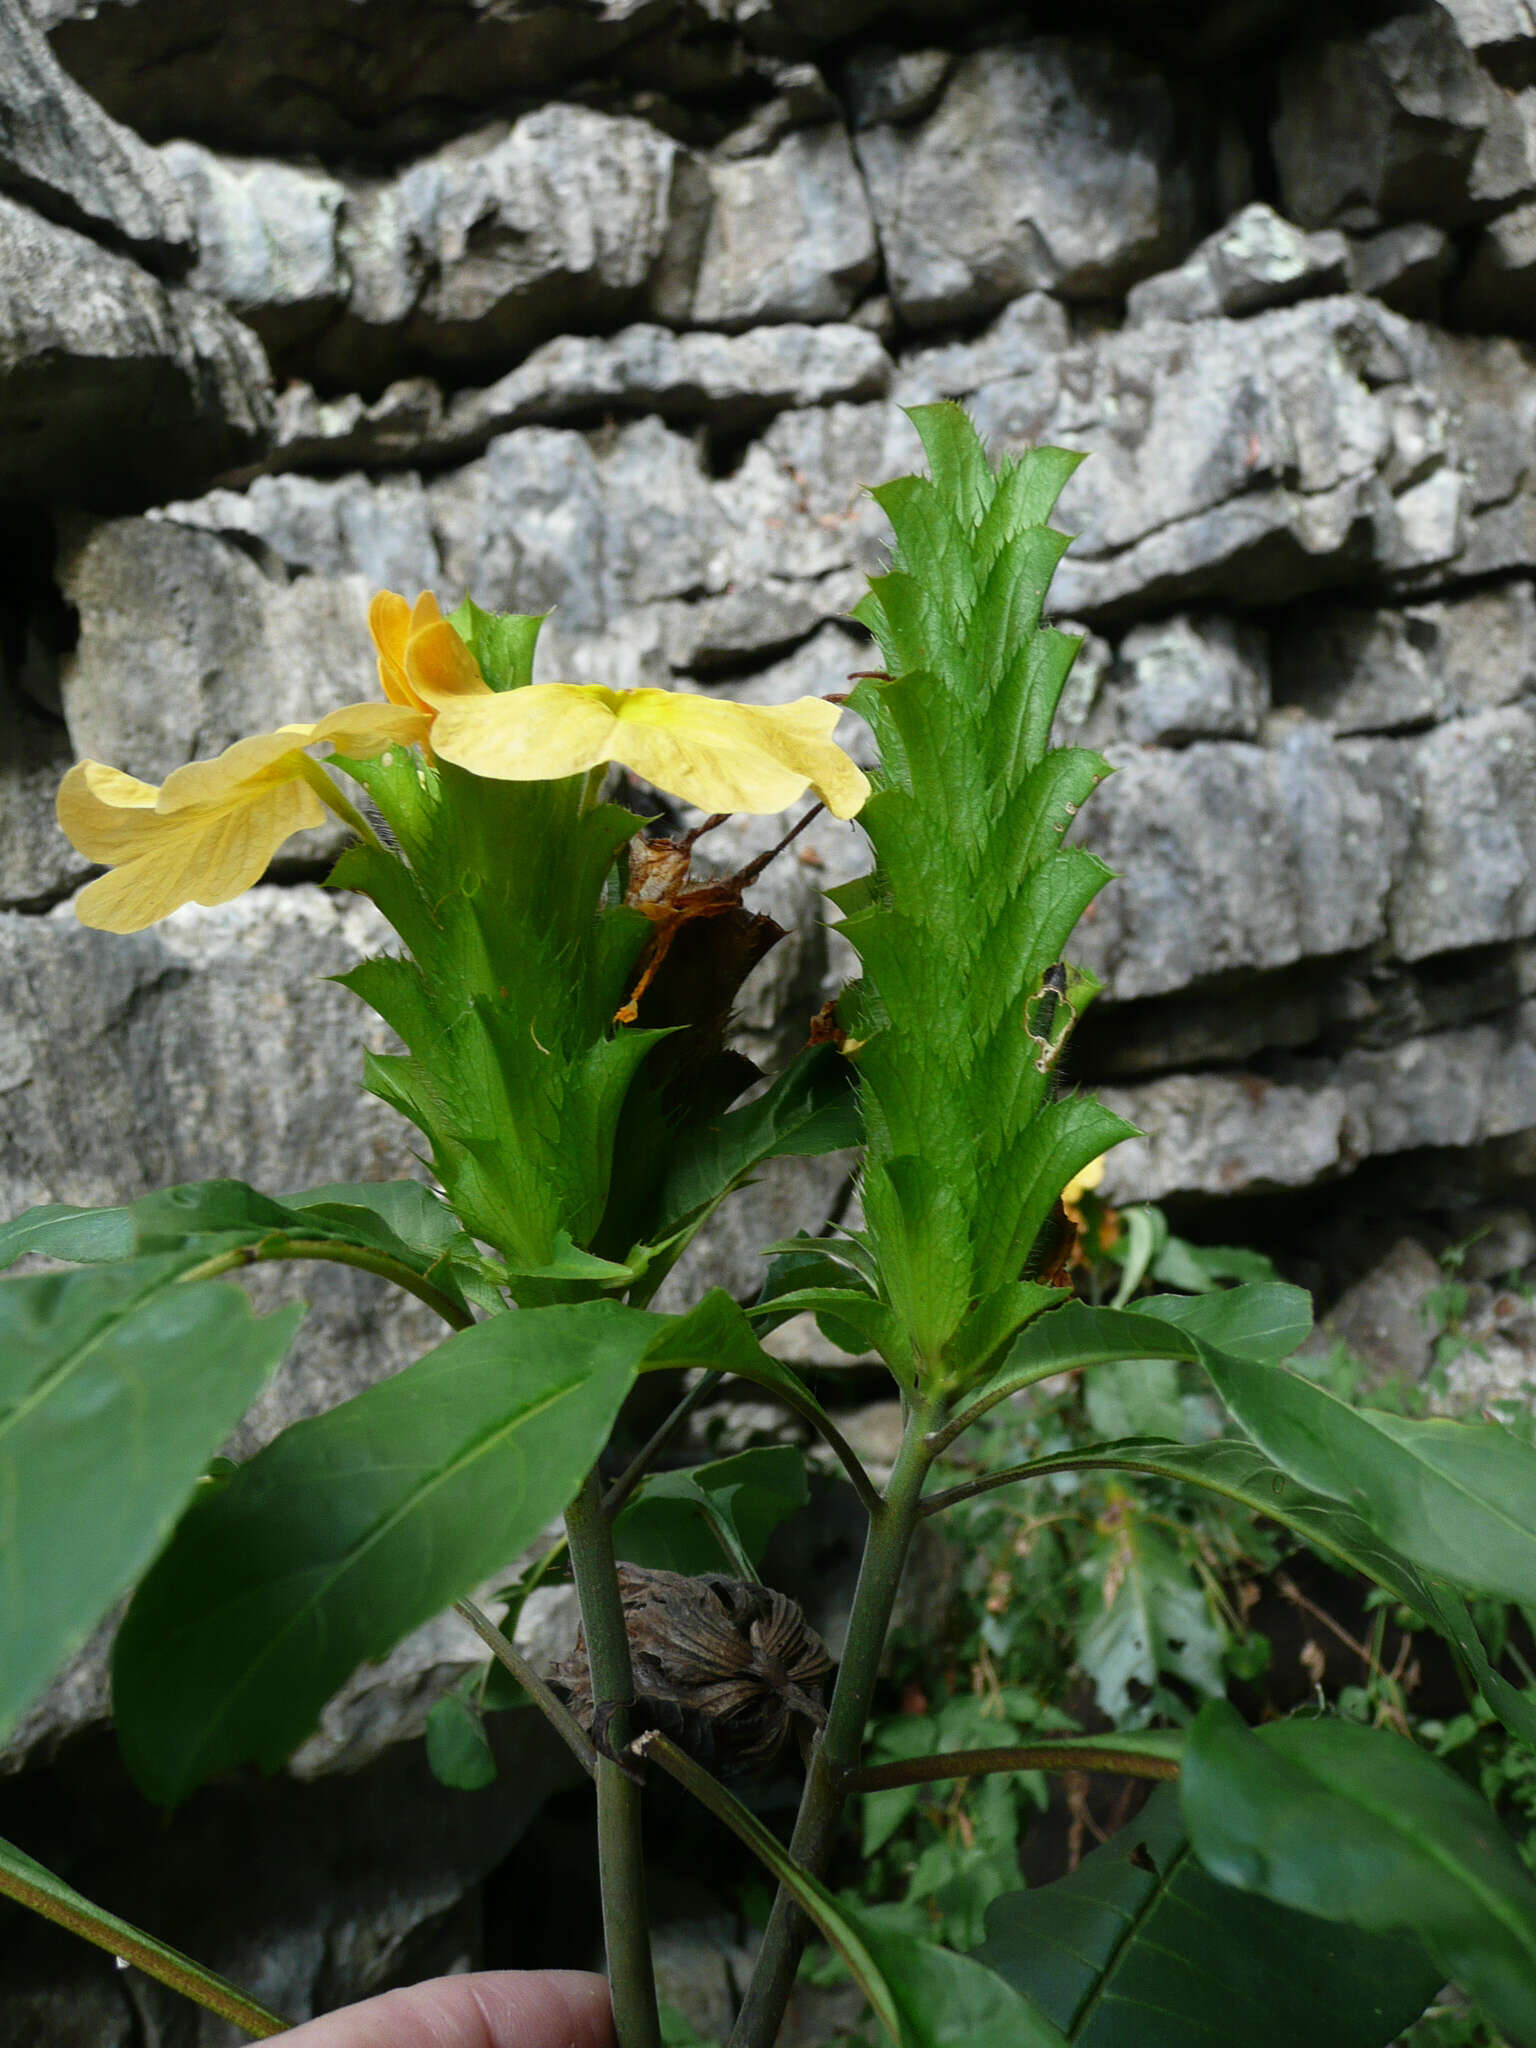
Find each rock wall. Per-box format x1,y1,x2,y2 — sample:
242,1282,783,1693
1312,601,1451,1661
5,0,1536,2034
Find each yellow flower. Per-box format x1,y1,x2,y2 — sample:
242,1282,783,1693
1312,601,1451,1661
57,703,426,933
1061,1154,1106,1214
368,588,870,820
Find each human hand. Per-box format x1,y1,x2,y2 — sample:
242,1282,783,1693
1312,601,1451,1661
275,1969,615,2047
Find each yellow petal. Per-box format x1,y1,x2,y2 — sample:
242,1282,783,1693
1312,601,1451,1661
404,614,493,706
369,589,418,711
56,761,161,862
1061,1155,1106,1208
311,700,432,755
430,684,870,819
70,776,324,933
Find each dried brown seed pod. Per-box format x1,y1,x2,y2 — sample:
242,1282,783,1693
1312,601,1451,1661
550,1565,832,1780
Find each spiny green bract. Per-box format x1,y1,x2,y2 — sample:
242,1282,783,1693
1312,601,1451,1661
834,403,1135,1387
327,609,659,1295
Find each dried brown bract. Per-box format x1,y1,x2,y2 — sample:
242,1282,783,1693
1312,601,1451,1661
551,1565,832,1780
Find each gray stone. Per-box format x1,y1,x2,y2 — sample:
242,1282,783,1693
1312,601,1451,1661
1074,726,1402,1004
1107,614,1269,743
1272,10,1531,230
161,470,441,594
0,192,273,507
1457,195,1536,332
715,61,841,160
1348,222,1455,317
854,38,1195,326
159,140,346,355
1318,1237,1442,1383
0,673,83,911
266,322,892,473
1438,0,1536,87
40,0,675,159
890,290,1070,405
842,44,952,130
1387,704,1536,960
0,0,193,270
1101,1004,1536,1202
1125,203,1351,324
684,123,879,329
1273,581,1536,733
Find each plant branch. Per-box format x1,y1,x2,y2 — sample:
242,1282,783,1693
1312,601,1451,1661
0,1857,289,2039
842,1741,1179,1795
603,1370,724,1519
453,1597,597,1777
729,1399,937,2048
565,1467,661,2048
175,1238,475,1331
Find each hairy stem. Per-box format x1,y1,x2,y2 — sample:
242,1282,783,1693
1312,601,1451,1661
565,1467,661,2048
729,1400,936,2048
453,1597,597,1777
174,1238,474,1331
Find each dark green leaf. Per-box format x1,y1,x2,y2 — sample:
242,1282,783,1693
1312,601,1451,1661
1184,1701,1536,2043
0,1258,301,1746
425,1689,498,1790
614,1445,807,1577
113,1300,653,1804
979,1783,1439,2047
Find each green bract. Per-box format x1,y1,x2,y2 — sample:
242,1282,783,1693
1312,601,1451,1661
833,404,1134,1388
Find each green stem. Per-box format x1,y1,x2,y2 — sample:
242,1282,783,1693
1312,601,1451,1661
565,1467,661,2048
843,1742,1179,1795
175,1238,474,1331
729,1399,937,2048
0,1858,289,2039
603,1370,724,1519
453,1597,597,1777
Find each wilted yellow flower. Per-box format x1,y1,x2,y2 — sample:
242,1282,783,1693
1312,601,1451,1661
368,587,870,820
57,703,426,933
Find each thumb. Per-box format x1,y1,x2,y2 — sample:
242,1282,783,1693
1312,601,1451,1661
274,1969,615,2048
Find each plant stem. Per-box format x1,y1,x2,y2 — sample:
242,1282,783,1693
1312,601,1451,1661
453,1597,597,1777
729,1399,937,2048
843,1741,1179,1795
175,1238,474,1331
565,1467,661,2048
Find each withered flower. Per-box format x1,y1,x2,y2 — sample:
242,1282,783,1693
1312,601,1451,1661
551,1565,832,1781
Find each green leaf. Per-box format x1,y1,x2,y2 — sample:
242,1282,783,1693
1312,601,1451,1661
425,1687,499,1790
1183,1701,1536,2043
979,1783,1439,2047
1077,1506,1225,1724
1082,1357,1183,1443
1198,1343,1536,1603
0,1832,289,2037
614,1445,807,1578
1135,1282,1313,1364
0,1202,135,1271
0,1258,301,1746
112,1299,654,1804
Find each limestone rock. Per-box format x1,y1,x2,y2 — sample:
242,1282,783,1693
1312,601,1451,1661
1272,9,1534,230
161,469,441,593
841,44,952,130
1316,1237,1443,1383
890,290,1070,405
159,140,346,355
854,38,1195,326
1125,202,1350,324
0,193,273,506
1101,1004,1536,1202
1457,195,1536,333
0,0,193,271
1387,704,1536,960
0,675,82,911
1098,613,1269,745
1438,0,1536,87
41,0,675,159
1272,581,1536,733
683,122,879,329
1348,222,1455,317
265,322,892,473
